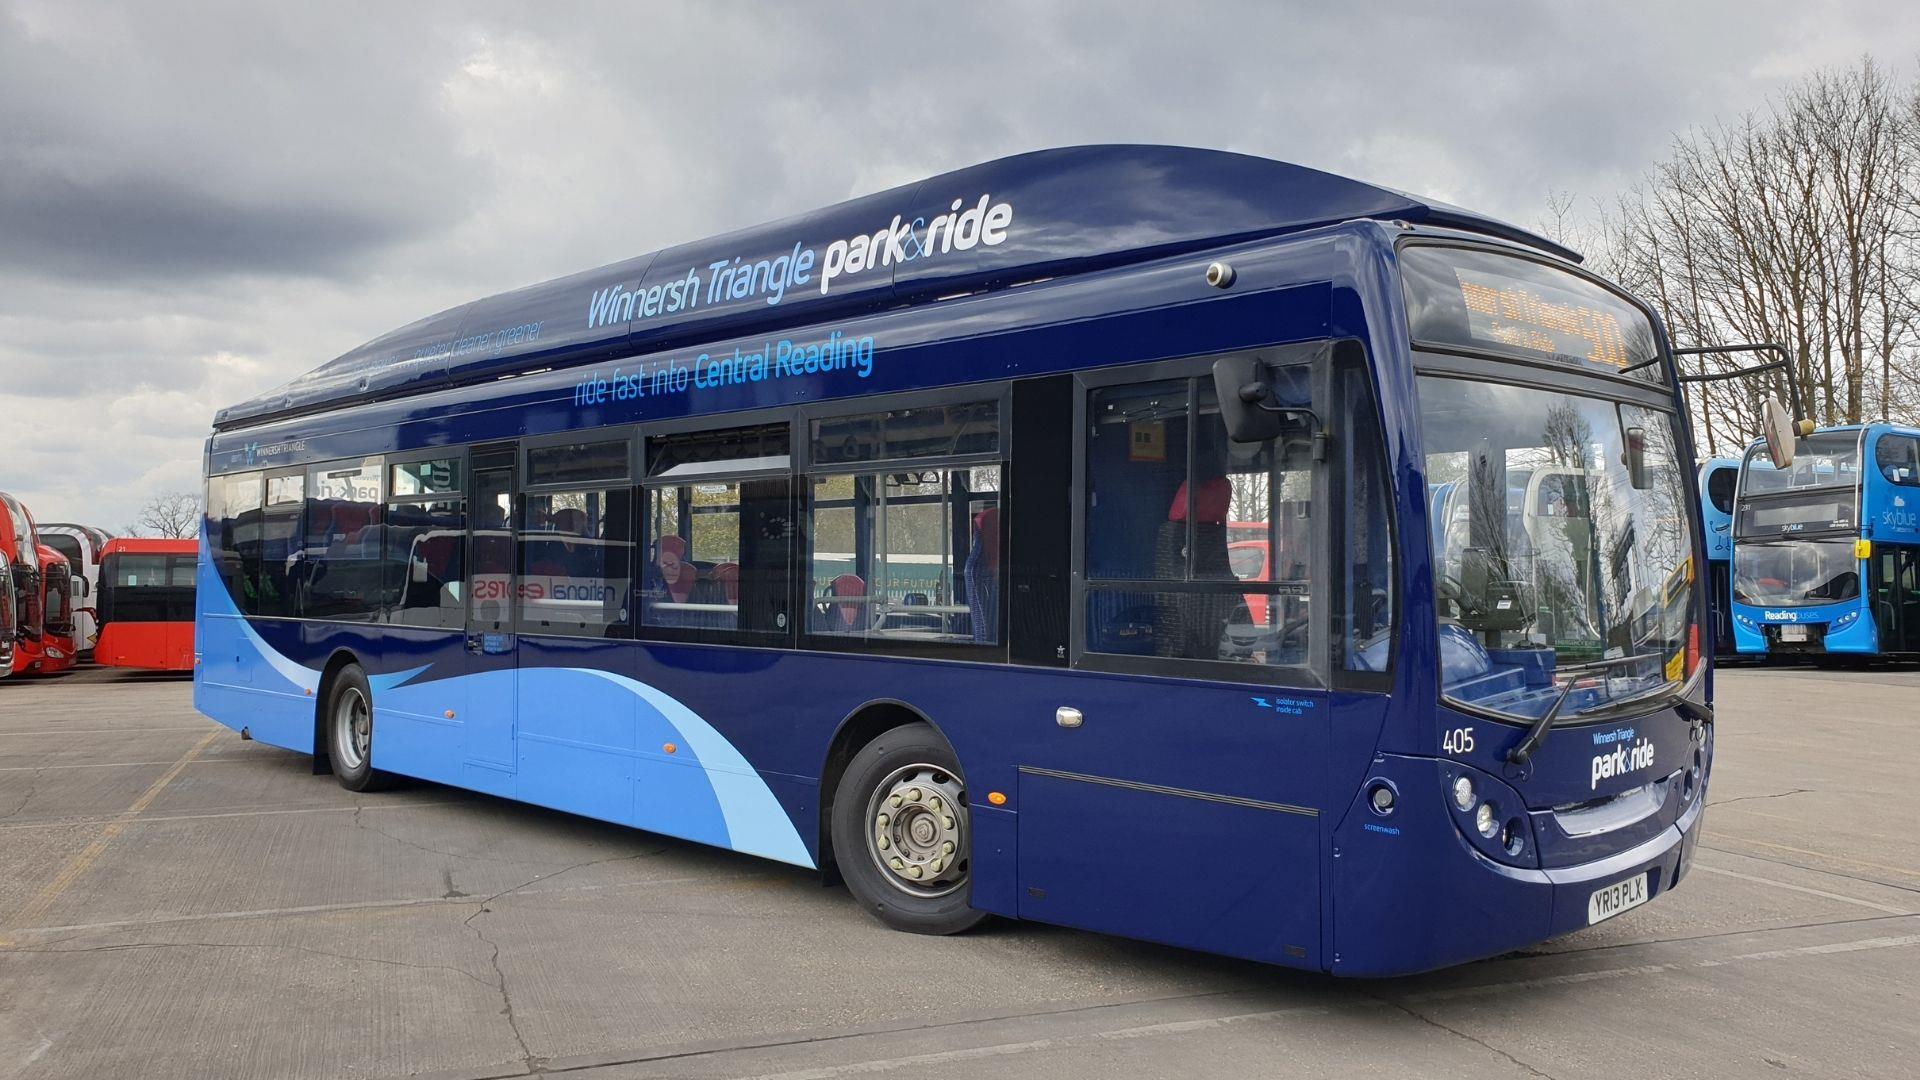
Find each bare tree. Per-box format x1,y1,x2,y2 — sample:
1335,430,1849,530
126,491,201,540
1601,58,1920,449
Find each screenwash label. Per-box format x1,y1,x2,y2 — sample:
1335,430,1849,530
584,194,1015,330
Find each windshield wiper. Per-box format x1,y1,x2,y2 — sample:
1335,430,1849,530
1595,682,1715,725
1505,654,1668,766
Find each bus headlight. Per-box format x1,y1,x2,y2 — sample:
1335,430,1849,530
1451,775,1475,811
1475,801,1498,837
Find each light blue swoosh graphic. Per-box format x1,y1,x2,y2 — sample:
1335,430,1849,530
576,668,814,868
194,533,811,869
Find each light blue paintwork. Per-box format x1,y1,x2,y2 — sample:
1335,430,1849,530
194,531,813,868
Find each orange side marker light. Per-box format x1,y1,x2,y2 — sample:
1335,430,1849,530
663,743,677,755
987,791,1007,806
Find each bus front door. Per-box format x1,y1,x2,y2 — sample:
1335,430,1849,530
462,447,519,790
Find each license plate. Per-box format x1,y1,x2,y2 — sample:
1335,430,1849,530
1780,624,1809,642
1588,874,1651,925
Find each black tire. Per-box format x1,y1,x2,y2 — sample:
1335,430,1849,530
830,723,986,935
325,664,390,792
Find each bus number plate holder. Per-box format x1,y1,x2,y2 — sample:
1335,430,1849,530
1587,873,1650,925
1779,625,1809,643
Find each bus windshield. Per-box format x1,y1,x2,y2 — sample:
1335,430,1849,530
1741,431,1862,495
1421,377,1694,720
1734,539,1860,607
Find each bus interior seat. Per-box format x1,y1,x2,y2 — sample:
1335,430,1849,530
965,507,999,644
710,562,740,604
1155,477,1238,659
815,573,866,632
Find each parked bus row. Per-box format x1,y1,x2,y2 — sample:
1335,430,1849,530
0,490,196,679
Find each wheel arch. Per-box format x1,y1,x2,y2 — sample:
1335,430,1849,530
817,698,956,884
311,648,364,774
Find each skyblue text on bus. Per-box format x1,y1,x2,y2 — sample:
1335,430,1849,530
573,330,876,407
584,194,1015,329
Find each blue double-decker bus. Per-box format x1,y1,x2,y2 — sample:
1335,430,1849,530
196,146,1714,976
1731,423,1920,658
1699,458,1739,654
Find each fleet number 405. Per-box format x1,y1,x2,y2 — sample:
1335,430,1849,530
1443,727,1475,754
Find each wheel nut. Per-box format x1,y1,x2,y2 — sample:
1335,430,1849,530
877,835,890,850
907,788,922,801
930,859,944,873
908,865,923,879
942,841,954,854
890,857,904,870
877,813,889,826
930,798,943,812
942,817,955,829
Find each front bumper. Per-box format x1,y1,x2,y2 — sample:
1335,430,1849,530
1330,753,1707,977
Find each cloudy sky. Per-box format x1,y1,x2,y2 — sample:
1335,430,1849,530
3,1,1916,530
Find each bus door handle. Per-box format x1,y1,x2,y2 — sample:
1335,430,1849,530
1055,707,1083,729
466,635,484,653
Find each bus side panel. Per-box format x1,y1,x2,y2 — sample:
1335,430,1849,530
515,637,646,833
358,627,473,789
1017,770,1320,966
166,621,195,672
194,614,317,753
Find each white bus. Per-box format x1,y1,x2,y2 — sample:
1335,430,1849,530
38,524,114,660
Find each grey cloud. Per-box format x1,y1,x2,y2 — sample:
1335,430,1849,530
2,0,1917,531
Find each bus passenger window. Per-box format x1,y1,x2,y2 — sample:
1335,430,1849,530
1336,359,1395,675
1083,372,1313,668
642,424,792,637
517,488,633,638
805,401,1003,647
207,471,262,614
305,457,383,621
385,458,466,630
1876,434,1920,486
257,471,304,618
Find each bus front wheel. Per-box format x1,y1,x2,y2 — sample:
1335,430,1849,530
830,723,986,936
327,664,391,792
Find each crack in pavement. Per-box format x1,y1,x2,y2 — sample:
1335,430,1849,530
1699,842,1920,896
1368,993,1560,1080
458,849,665,1079
1709,787,1813,808
0,767,41,820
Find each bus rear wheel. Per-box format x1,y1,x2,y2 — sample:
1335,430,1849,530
831,723,986,936
327,664,390,792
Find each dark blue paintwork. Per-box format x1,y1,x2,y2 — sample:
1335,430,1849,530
196,145,1712,977
214,145,1572,433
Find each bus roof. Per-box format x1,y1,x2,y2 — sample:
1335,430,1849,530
102,538,198,558
215,144,1573,432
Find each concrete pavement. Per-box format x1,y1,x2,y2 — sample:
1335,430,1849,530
1,665,1915,1079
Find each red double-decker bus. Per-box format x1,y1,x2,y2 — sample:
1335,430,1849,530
95,538,197,672
35,544,77,674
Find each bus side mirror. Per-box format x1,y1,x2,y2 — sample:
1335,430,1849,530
1760,397,1797,470
1212,351,1321,446
1623,426,1650,490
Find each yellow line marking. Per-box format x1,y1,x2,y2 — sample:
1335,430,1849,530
2,727,221,941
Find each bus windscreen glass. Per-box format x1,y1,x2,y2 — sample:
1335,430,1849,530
1740,432,1862,496
1402,247,1662,382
